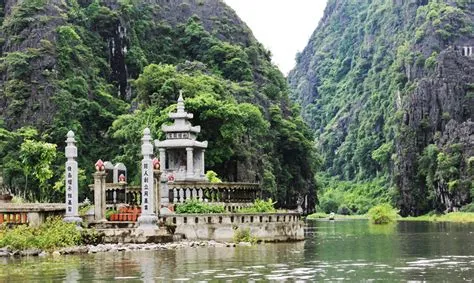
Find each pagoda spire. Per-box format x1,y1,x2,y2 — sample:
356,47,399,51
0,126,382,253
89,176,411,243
177,90,185,113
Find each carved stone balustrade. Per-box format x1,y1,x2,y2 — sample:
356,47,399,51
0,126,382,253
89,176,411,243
166,182,260,206
104,184,141,207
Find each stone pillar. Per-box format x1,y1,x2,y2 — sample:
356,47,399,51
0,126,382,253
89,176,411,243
64,131,82,224
160,179,170,213
186,147,194,178
92,172,107,222
159,148,166,172
137,128,158,231
153,170,162,215
201,149,205,177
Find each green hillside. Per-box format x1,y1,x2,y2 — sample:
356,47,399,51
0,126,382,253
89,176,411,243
289,0,473,216
0,0,317,209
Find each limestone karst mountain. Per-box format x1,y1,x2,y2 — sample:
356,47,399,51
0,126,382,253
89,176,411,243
0,0,317,209
288,0,473,215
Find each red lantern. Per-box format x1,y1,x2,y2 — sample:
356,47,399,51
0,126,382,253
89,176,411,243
153,158,160,170
95,159,105,171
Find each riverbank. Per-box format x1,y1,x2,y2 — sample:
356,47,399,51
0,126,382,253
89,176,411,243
307,212,474,223
0,240,256,258
402,212,474,223
306,212,368,220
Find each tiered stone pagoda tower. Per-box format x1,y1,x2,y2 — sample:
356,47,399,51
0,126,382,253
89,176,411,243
155,92,208,182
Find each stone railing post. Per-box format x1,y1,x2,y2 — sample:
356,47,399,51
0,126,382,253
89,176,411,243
64,131,82,225
92,171,107,222
137,128,158,232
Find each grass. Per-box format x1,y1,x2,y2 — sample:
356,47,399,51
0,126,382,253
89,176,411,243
306,212,368,220
403,212,474,223
308,211,474,223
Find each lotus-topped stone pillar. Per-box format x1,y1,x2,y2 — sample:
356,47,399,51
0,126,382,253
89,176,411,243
63,131,82,225
92,159,107,222
137,128,159,232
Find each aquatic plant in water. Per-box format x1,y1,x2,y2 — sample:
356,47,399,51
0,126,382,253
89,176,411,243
368,204,398,224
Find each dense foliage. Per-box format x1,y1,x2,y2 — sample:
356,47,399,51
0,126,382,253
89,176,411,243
316,173,393,215
0,0,318,209
0,217,81,250
289,0,473,215
0,217,105,250
367,204,398,225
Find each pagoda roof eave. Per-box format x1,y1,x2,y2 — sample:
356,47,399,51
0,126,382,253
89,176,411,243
155,139,208,149
162,125,201,133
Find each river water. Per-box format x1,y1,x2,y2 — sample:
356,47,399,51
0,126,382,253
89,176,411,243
1,220,473,281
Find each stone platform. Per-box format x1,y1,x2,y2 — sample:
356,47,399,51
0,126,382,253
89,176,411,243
88,212,304,243
96,227,183,244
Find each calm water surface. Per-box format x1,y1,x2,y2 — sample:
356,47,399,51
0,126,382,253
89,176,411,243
1,220,473,281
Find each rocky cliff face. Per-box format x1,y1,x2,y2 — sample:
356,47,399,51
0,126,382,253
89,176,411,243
289,0,473,215
0,0,254,128
397,49,474,215
0,0,66,129
0,0,317,209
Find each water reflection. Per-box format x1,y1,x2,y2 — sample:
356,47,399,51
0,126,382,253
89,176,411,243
1,220,473,281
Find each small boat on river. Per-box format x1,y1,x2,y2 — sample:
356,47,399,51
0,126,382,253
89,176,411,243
329,212,335,220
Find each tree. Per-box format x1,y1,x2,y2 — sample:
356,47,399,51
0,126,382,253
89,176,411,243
19,139,57,201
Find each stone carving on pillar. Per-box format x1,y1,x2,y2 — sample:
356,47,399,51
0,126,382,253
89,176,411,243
137,128,158,232
63,131,82,224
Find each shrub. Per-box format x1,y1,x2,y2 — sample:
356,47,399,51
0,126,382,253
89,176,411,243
319,198,339,214
238,199,276,213
0,224,37,250
368,204,398,224
460,203,474,213
0,217,81,251
205,170,222,183
175,198,225,214
337,204,352,215
79,204,93,216
36,217,81,250
233,227,257,244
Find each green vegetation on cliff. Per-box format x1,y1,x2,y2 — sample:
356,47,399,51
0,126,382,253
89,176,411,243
289,0,473,216
0,0,317,210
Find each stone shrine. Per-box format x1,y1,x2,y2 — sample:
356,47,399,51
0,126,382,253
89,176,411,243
155,92,208,182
